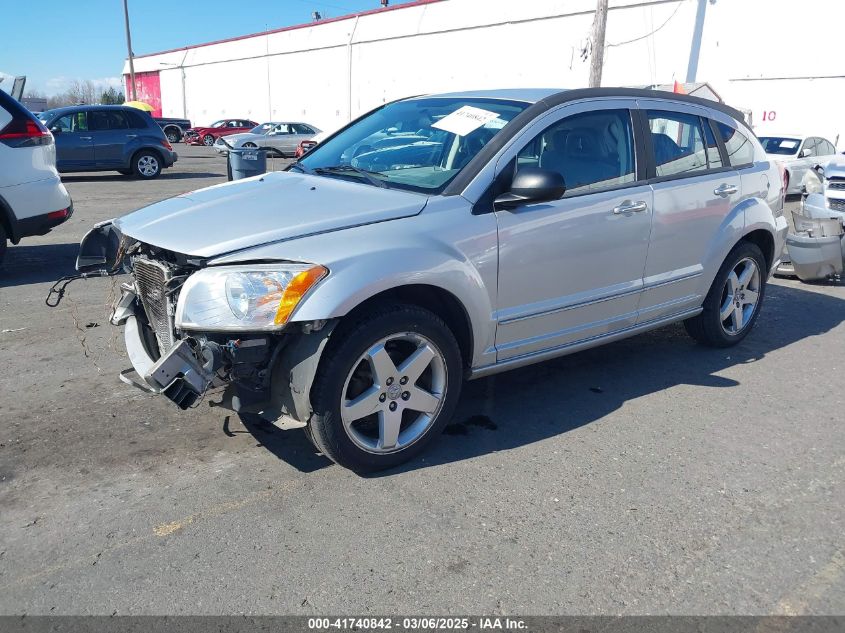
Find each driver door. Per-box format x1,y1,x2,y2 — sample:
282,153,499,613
50,111,94,171
494,101,653,360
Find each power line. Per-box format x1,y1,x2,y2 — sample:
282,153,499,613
606,0,686,48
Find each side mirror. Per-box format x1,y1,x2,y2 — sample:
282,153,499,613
494,168,566,210
799,148,812,158
50,126,62,134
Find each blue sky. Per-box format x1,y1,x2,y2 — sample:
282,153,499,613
0,0,414,96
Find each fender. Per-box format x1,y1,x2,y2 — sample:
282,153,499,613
0,193,20,243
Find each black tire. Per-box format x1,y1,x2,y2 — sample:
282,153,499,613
0,222,7,264
202,134,215,146
164,127,181,143
684,241,767,347
132,151,162,179
242,142,257,148
308,303,463,473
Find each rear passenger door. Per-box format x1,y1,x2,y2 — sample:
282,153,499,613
494,100,654,360
89,110,132,167
636,101,741,323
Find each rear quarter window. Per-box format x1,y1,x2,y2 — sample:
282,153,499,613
716,122,755,167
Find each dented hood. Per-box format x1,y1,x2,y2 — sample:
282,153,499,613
114,171,427,258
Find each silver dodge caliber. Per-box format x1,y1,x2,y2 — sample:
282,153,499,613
76,88,788,472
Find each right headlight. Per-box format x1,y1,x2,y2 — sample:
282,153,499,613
174,263,327,331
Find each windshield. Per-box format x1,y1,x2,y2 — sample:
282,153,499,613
296,97,529,193
758,137,801,155
209,120,227,128
250,122,277,134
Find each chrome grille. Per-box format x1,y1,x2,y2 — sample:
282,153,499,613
827,178,845,191
133,258,174,353
827,198,845,213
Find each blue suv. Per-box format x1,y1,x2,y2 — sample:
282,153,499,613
37,105,178,179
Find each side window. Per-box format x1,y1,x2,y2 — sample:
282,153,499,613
275,124,292,134
50,114,75,133
802,138,818,157
516,109,636,196
124,110,148,129
89,110,129,131
647,110,708,177
820,140,835,155
292,124,313,134
702,119,723,169
716,122,754,167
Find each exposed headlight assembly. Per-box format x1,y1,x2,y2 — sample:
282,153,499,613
175,264,327,331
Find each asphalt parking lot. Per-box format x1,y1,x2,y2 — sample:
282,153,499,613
0,145,843,615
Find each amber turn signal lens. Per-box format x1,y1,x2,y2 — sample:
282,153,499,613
274,265,328,325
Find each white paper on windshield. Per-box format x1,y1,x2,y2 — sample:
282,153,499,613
780,140,799,149
432,106,501,136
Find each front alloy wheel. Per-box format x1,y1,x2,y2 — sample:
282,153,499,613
308,304,463,472
203,134,215,146
341,332,446,454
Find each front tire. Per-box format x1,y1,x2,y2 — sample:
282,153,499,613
308,304,463,473
202,134,215,146
684,241,767,347
133,151,162,179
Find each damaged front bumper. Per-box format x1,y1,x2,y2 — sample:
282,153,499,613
113,285,216,408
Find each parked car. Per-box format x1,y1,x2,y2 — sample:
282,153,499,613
183,119,259,146
37,106,178,179
153,116,192,143
295,131,329,158
757,134,837,194
0,90,72,262
213,121,321,157
776,159,845,281
75,88,787,472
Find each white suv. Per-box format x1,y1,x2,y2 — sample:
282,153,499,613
0,90,72,262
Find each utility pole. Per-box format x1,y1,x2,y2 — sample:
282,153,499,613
686,0,708,83
123,0,137,101
588,0,608,88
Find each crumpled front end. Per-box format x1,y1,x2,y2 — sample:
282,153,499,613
76,222,332,421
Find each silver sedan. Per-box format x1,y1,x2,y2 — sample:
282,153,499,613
214,121,321,157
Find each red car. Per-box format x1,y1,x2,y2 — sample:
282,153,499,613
183,119,259,146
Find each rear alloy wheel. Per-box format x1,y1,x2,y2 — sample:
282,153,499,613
308,304,463,472
133,151,161,179
684,241,767,347
202,134,215,146
242,142,257,148
165,128,181,143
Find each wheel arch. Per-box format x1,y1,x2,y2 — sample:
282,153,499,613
0,194,20,243
333,284,475,372
130,146,164,170
162,124,181,140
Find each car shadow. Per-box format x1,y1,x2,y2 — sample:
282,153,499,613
239,282,845,475
0,242,80,288
60,171,223,183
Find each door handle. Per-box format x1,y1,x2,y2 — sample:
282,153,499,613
612,200,648,215
79,136,92,141
126,134,137,139
714,184,738,197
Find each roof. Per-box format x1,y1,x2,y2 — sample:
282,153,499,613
40,104,145,116
131,0,444,60
413,88,563,104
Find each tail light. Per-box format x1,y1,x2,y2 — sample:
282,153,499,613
161,139,173,151
0,116,52,148
47,208,70,220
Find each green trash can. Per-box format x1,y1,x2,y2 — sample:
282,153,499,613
228,147,267,181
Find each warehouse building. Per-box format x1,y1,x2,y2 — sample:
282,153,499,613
124,0,845,146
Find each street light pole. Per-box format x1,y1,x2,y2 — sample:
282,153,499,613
123,0,137,101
